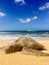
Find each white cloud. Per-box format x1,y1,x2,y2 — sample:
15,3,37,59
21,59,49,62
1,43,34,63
39,2,49,11
17,16,38,23
17,18,31,23
26,18,31,22
32,16,38,20
15,0,25,5
0,12,6,17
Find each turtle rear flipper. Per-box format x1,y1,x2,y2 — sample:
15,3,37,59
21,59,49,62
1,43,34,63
22,47,49,56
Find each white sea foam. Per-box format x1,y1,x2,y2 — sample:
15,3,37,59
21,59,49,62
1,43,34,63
0,34,20,40
0,32,49,40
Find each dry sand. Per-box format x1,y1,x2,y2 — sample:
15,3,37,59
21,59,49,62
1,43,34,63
0,39,49,65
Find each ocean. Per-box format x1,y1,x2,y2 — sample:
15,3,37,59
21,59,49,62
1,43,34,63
0,30,49,40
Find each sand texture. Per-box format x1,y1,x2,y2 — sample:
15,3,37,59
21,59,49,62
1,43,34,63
0,39,49,65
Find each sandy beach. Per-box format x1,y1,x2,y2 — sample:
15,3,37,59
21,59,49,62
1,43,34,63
0,0,49,65
0,38,49,65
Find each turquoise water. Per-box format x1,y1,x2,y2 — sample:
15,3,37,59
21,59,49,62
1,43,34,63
0,30,49,35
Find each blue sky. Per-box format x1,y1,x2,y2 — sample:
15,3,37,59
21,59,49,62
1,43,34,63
0,0,49,31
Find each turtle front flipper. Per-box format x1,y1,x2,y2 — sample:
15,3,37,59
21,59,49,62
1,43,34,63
22,47,49,56
3,44,23,54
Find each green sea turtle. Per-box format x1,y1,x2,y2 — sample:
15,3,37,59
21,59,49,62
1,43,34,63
0,36,49,56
